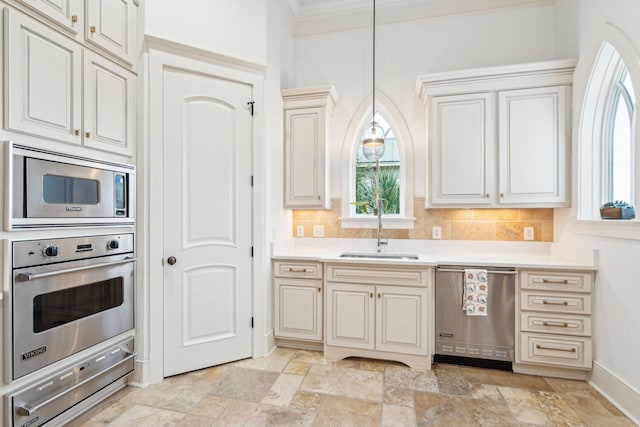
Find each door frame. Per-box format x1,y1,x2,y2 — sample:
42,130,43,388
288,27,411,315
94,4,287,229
135,39,271,385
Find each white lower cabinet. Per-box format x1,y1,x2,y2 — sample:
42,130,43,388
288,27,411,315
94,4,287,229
274,261,323,342
515,269,595,378
324,263,432,369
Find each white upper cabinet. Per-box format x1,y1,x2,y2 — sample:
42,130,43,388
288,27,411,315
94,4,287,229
499,86,569,205
85,0,136,65
430,93,495,205
418,59,576,208
282,86,338,209
84,51,135,155
13,0,136,66
4,7,136,156
13,0,83,36
6,9,82,145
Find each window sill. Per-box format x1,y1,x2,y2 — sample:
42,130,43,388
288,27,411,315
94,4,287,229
572,218,640,240
340,216,416,229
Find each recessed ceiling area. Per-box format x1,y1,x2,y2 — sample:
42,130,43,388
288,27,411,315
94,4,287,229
282,0,556,36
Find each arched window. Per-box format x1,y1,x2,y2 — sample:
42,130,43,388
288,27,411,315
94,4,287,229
577,23,640,235
341,92,414,229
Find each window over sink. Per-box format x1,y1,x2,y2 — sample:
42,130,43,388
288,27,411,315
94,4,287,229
340,91,415,229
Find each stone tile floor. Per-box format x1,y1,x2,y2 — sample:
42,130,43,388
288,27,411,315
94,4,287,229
68,348,635,426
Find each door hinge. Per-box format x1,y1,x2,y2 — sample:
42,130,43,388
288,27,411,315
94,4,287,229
251,317,254,328
251,175,254,187
251,246,254,257
247,101,255,116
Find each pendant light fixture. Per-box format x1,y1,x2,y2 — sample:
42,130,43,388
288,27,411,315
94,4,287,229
362,0,385,162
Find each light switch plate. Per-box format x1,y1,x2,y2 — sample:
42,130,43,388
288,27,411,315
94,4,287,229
296,225,304,237
313,225,325,238
524,227,534,240
432,226,442,239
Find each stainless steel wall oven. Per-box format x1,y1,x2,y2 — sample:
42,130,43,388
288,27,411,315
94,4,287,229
8,234,135,381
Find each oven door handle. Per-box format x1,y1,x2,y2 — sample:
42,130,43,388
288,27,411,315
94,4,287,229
15,257,136,282
15,351,137,416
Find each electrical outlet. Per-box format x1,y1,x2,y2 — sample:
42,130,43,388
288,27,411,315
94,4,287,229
313,225,325,238
432,226,442,240
524,227,534,241
296,225,304,237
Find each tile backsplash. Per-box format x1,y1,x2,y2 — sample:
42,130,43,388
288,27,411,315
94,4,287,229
292,198,553,242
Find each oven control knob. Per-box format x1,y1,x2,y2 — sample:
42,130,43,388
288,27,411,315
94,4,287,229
107,240,120,250
43,245,59,257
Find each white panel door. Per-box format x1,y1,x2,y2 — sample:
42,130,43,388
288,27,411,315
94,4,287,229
85,0,135,64
83,51,135,156
326,283,374,350
274,278,323,341
6,9,82,145
14,0,82,35
163,68,253,377
430,93,495,205
375,286,428,356
498,86,568,205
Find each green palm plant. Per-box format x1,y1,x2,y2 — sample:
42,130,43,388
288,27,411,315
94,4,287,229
353,164,400,215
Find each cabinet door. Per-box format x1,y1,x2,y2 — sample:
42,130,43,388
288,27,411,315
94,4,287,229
85,0,136,65
326,283,375,350
430,93,495,205
14,0,82,35
284,107,329,209
274,278,322,341
6,9,82,145
375,286,428,355
83,51,135,156
498,86,569,205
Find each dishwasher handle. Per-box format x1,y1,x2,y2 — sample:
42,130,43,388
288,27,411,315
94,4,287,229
436,267,517,275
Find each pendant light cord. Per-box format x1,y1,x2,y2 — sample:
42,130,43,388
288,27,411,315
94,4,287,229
372,0,376,125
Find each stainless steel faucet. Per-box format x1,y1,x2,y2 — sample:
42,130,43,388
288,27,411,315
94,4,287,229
375,159,387,253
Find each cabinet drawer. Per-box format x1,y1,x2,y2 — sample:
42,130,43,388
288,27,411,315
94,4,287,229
326,264,430,287
520,271,592,293
520,313,591,336
519,333,592,369
274,261,322,279
521,292,591,315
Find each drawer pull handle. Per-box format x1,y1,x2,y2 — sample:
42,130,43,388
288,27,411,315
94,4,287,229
287,268,307,273
542,300,569,306
542,279,569,284
542,321,569,327
536,344,576,353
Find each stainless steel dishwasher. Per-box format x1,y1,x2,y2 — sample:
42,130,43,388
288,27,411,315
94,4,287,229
435,265,516,369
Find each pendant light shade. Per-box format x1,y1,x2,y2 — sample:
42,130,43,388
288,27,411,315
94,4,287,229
361,0,385,161
362,121,385,160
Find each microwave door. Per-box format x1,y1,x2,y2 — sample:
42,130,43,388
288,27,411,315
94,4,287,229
25,158,115,218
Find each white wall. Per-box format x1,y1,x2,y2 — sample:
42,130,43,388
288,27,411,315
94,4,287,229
144,0,267,65
292,3,568,200
555,0,640,417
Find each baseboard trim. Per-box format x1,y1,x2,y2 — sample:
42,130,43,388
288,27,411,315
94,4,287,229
589,361,640,425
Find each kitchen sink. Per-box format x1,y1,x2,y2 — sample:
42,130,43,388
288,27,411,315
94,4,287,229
339,252,419,260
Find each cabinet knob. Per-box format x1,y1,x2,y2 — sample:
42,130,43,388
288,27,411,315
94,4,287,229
317,287,321,293
500,193,505,198
71,15,78,23
485,193,490,198
85,132,91,138
90,25,96,34
369,292,373,298
377,293,381,299
74,129,80,136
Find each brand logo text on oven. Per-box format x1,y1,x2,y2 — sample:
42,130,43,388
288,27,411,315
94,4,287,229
22,346,47,360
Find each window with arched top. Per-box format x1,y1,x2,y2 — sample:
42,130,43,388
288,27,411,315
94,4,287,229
577,23,640,237
341,92,414,228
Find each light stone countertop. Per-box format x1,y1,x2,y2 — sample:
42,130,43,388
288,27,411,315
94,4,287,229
271,238,597,270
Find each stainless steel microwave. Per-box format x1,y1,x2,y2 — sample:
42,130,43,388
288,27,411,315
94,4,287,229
5,142,135,229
